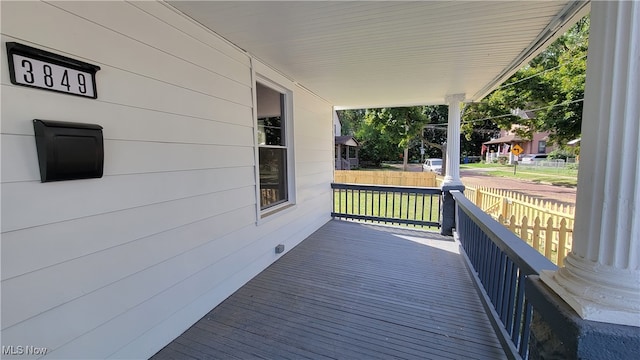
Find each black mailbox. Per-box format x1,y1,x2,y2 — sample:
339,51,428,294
33,119,104,182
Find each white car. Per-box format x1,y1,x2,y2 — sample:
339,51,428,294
423,158,443,174
520,154,548,164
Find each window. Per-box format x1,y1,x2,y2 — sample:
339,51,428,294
538,140,547,154
257,82,289,210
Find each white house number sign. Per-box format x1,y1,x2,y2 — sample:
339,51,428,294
6,42,100,99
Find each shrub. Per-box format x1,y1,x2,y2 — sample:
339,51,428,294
548,148,575,161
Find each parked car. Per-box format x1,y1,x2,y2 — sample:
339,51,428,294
422,158,443,174
520,154,548,164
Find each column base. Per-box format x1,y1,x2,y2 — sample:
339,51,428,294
440,184,464,236
526,276,640,360
539,253,640,327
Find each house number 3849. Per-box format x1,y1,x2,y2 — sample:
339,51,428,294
12,54,96,98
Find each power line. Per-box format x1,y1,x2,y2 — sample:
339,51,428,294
461,98,584,125
495,54,587,91
427,98,585,127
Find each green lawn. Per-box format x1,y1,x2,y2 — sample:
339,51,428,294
333,190,441,229
515,164,578,176
460,162,578,187
460,163,500,169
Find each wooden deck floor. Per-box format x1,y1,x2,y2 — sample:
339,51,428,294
151,220,507,360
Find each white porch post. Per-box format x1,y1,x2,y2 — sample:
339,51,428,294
442,94,465,186
441,93,465,236
540,1,640,327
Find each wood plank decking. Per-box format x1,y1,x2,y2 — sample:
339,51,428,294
151,220,507,360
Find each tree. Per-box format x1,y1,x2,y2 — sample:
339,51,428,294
354,118,399,167
462,16,589,146
363,107,431,170
336,109,365,136
338,103,501,169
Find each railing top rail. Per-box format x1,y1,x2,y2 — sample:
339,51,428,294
452,190,557,275
331,182,442,194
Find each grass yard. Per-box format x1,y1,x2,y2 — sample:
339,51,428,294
333,189,441,229
460,163,500,169
515,164,578,176
486,166,577,187
461,162,578,187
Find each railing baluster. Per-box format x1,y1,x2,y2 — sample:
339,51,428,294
437,194,441,224
496,251,507,319
391,190,396,221
384,189,388,221
512,272,526,347
487,242,499,304
363,189,367,217
419,192,424,222
406,191,411,222
520,301,534,359
481,234,490,286
398,191,403,220
350,189,354,215
415,192,419,226
377,189,381,223
503,258,517,332
341,188,344,215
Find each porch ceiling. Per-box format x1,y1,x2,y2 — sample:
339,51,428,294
169,1,589,109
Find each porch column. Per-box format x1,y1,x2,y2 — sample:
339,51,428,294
442,94,465,186
441,93,465,235
528,2,639,358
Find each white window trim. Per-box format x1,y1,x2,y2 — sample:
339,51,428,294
252,70,296,223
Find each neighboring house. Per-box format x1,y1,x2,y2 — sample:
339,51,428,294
333,110,342,137
483,126,556,163
335,135,360,170
333,111,360,170
333,110,360,170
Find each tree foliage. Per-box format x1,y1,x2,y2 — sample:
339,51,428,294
338,106,460,166
463,16,589,146
363,107,429,169
336,109,365,136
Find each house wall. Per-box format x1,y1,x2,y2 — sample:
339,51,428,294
497,129,555,155
530,132,553,154
334,110,341,136
1,1,333,359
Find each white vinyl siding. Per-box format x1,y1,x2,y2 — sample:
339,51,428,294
1,1,332,359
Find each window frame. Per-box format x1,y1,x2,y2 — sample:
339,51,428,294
253,75,296,221
537,140,547,154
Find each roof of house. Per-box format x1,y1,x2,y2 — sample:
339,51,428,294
483,134,524,145
335,136,359,147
